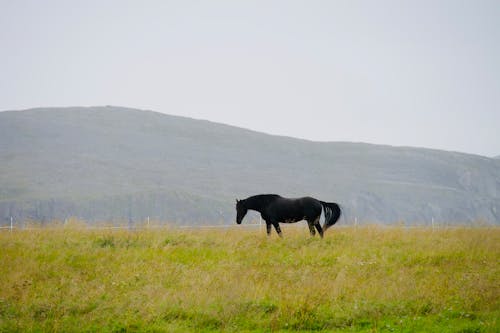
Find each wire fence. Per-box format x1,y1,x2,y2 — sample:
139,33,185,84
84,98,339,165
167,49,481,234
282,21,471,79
0,220,266,232
1,213,496,232
1,222,492,232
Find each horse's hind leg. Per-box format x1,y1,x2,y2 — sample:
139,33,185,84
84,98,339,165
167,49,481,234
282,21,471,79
307,221,316,236
315,224,324,238
313,217,324,238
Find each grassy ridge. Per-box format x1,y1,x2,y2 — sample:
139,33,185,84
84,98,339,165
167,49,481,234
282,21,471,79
0,226,498,332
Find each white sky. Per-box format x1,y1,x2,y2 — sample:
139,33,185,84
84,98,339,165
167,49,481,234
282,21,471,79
1,0,499,156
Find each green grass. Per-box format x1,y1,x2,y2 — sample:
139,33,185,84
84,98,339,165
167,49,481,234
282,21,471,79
0,225,498,332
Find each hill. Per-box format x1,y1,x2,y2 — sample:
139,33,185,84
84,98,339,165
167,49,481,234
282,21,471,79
0,106,499,225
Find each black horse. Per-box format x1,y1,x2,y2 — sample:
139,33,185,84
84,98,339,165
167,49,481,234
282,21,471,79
236,194,341,238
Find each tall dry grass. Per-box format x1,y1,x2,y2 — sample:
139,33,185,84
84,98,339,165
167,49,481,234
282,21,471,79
0,225,498,332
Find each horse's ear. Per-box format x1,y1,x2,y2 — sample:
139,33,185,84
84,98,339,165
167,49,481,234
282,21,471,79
236,199,239,203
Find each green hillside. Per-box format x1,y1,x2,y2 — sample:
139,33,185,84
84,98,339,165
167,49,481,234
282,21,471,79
0,106,499,225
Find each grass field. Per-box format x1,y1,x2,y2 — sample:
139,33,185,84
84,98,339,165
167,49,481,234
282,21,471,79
0,225,498,332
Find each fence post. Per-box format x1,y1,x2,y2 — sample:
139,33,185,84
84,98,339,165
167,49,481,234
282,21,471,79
10,216,13,232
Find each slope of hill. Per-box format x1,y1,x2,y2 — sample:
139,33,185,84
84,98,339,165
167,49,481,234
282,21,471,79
1,106,499,225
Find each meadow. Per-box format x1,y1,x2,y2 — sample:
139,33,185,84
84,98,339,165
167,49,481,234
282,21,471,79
0,225,498,332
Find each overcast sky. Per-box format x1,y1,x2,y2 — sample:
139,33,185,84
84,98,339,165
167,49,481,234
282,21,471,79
1,1,499,156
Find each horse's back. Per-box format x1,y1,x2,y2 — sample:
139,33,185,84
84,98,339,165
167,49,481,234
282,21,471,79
298,196,323,215
267,196,322,221
299,196,321,206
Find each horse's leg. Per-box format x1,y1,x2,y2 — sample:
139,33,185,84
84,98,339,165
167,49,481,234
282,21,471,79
272,222,283,238
313,216,324,238
266,222,272,236
307,221,316,236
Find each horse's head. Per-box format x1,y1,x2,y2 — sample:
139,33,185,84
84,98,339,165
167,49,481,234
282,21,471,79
236,199,247,224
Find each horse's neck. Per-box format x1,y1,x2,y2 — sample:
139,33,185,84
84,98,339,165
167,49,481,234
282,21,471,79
245,195,278,212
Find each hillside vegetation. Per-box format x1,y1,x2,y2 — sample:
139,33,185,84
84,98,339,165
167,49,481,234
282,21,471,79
0,226,498,332
1,106,499,224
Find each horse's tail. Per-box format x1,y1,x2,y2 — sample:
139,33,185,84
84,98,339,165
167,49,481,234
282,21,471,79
320,201,342,230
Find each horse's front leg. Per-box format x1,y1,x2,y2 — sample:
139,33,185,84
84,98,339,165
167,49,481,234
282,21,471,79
272,222,283,238
266,222,272,236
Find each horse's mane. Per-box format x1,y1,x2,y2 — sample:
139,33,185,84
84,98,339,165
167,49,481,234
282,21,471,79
247,194,281,201
243,194,281,208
